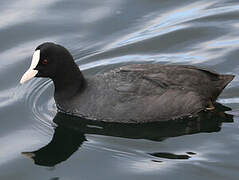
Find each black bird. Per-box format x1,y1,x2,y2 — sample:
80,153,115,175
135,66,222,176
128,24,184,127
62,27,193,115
20,42,234,123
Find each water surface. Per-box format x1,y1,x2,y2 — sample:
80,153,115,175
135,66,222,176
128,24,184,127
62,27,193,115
0,0,239,179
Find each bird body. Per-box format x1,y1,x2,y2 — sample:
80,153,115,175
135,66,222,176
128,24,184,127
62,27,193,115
56,64,234,123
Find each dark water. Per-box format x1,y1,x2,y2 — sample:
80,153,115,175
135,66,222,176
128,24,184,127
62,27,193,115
1,0,239,179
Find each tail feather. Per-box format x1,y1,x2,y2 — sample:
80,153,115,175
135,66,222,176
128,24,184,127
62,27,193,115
219,74,235,90
211,74,234,101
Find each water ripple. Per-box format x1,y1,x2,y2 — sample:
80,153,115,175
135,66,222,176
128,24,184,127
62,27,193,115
22,79,56,128
0,0,61,29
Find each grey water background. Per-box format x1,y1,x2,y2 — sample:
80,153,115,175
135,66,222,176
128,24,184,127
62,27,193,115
0,0,239,179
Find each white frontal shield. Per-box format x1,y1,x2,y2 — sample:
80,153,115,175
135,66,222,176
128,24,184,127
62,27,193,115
20,50,40,84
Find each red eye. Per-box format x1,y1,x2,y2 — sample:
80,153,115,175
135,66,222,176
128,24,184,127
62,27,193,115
42,59,48,65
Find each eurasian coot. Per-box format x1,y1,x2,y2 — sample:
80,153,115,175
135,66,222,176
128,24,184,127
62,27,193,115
20,42,234,123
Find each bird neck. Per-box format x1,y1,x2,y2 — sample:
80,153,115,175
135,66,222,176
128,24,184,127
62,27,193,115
52,65,85,102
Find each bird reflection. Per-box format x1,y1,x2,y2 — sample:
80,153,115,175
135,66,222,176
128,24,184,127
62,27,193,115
22,102,233,167
22,125,86,167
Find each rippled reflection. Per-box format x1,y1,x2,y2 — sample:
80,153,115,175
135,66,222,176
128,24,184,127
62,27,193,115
22,103,233,167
